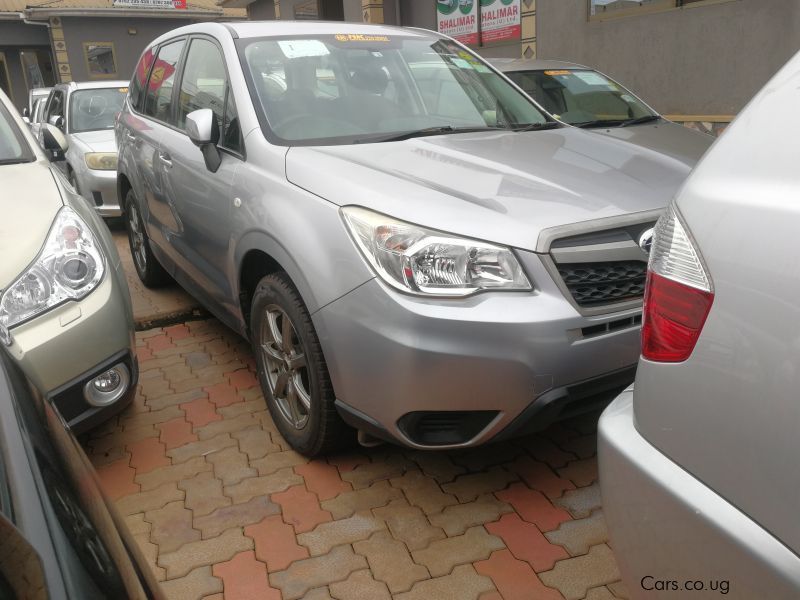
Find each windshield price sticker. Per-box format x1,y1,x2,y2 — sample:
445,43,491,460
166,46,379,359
544,70,571,76
334,34,390,42
277,40,330,59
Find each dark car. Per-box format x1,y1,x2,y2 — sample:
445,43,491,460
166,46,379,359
0,349,163,599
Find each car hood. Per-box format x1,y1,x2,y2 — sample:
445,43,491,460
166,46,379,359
69,129,117,153
0,162,63,290
591,120,714,167
286,128,694,251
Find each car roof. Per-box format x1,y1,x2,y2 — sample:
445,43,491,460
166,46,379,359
488,58,589,72
146,20,439,49
56,80,129,92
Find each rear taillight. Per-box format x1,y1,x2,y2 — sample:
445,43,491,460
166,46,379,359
642,205,714,362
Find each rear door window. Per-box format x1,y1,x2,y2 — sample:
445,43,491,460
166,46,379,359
129,47,155,111
143,39,185,124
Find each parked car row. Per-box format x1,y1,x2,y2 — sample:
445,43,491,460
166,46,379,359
9,17,796,599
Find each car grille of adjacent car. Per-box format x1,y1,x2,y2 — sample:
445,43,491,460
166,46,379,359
548,220,657,311
557,261,647,307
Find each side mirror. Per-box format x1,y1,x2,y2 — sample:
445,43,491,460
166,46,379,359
42,124,69,162
186,108,221,173
48,114,65,130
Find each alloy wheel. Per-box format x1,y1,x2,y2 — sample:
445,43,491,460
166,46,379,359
128,203,147,274
259,304,311,429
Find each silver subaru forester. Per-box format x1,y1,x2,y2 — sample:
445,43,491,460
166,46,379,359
117,21,703,456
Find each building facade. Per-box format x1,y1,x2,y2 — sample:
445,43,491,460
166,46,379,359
221,0,800,134
0,0,244,112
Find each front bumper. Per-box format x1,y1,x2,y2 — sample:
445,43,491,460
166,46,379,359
599,390,800,599
5,261,137,432
77,167,121,217
313,251,641,449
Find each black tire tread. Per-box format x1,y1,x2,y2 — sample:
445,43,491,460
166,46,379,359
125,189,171,288
252,272,351,457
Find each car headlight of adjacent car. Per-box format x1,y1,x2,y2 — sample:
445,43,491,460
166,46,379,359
342,206,532,297
84,152,118,171
0,207,105,331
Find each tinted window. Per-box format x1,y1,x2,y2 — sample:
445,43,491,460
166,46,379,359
129,47,155,110
0,102,33,164
143,39,185,124
178,38,242,154
45,90,65,124
506,69,656,126
69,88,126,133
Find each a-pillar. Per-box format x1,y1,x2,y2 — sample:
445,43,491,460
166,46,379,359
520,0,536,58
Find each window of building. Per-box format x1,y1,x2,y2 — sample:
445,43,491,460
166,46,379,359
143,39,185,124
589,0,733,21
83,42,117,78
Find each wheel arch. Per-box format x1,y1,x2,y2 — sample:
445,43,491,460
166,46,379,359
235,232,319,336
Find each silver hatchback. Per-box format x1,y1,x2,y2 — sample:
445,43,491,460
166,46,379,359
117,22,699,456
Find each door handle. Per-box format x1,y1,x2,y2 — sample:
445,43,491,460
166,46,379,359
158,151,173,168
125,131,136,143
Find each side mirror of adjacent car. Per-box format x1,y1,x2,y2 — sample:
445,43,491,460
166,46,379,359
41,124,69,162
186,108,221,173
48,114,65,130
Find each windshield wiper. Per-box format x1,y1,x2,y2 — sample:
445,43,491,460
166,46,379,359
354,126,506,144
620,115,661,127
0,158,30,166
573,119,625,129
512,122,562,132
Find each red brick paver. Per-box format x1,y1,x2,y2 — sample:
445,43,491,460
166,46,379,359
85,318,626,600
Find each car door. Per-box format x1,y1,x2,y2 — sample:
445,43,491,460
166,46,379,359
125,38,187,268
157,35,243,318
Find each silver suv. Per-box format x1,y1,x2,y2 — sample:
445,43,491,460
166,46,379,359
599,52,800,598
117,22,697,456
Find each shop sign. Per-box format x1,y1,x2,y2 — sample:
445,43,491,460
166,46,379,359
113,0,187,9
437,0,479,46
480,0,520,44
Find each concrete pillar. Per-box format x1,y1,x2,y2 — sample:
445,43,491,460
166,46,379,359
361,0,383,23
274,0,281,18
520,0,536,59
49,17,71,83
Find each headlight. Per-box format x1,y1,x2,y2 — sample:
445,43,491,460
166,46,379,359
0,207,105,330
342,206,531,297
84,152,117,170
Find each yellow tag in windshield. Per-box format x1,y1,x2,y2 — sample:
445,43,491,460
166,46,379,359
118,87,129,93
544,70,571,76
335,34,390,42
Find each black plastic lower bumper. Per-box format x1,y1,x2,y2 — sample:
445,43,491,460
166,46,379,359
335,365,636,448
47,349,139,435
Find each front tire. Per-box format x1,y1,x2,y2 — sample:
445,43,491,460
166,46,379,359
251,273,350,456
124,189,170,288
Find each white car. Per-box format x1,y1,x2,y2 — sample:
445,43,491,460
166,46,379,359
40,81,127,217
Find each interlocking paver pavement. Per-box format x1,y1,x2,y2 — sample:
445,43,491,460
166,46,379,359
84,317,628,599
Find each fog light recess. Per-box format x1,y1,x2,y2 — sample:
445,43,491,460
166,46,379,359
83,363,130,407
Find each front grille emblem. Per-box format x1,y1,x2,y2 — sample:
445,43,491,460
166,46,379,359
638,227,655,254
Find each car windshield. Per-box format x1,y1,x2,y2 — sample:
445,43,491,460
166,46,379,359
69,88,126,133
239,34,551,145
506,69,657,127
0,102,33,165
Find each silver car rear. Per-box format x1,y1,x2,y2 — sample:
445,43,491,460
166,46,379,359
600,50,800,598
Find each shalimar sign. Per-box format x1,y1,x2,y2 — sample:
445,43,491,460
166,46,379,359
113,0,187,8
436,0,479,46
480,0,520,44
